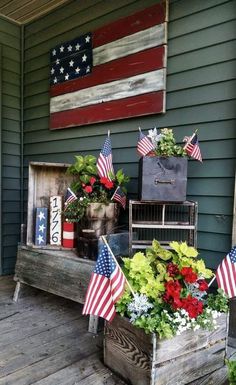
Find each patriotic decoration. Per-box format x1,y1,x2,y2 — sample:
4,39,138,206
82,244,126,321
183,132,202,162
112,186,126,209
62,221,76,248
35,208,48,246
50,2,168,129
216,246,236,298
50,196,62,246
137,129,155,157
64,187,77,206
97,135,114,180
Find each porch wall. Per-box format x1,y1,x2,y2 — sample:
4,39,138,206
0,17,21,275
21,0,236,272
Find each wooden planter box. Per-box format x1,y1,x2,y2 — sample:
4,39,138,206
104,314,227,385
139,157,188,202
26,161,73,247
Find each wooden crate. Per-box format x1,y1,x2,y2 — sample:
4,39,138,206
104,314,227,385
26,161,73,247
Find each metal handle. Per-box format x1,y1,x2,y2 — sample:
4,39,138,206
155,178,175,185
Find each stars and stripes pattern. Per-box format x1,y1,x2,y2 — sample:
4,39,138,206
82,244,126,322
64,187,77,206
50,33,92,86
216,246,236,298
137,130,155,157
183,132,202,162
112,186,126,209
50,2,168,129
96,136,114,180
35,208,48,246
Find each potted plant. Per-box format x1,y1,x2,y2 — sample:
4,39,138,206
138,128,189,202
104,240,228,385
64,154,129,238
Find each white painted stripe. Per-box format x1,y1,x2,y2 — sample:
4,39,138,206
63,231,75,239
50,69,165,113
93,23,166,66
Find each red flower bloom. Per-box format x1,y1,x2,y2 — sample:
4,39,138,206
181,295,203,318
100,177,114,189
198,279,208,292
90,177,96,185
84,185,93,193
165,280,182,297
167,262,180,277
180,267,198,283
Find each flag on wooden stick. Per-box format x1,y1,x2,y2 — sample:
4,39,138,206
49,2,168,129
216,246,236,298
183,132,202,162
96,134,114,180
64,187,77,206
137,128,155,157
112,186,126,209
82,244,126,321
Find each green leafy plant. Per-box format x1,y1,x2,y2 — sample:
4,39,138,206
64,154,129,222
226,359,236,384
117,240,228,339
148,128,186,157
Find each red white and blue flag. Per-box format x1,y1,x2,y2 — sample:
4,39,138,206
183,132,202,162
216,246,236,298
64,187,77,206
82,244,126,321
97,135,114,180
50,2,168,129
112,186,126,209
137,130,155,157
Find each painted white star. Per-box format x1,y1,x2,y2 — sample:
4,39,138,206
37,235,44,244
86,65,90,73
69,60,74,67
82,54,87,62
67,45,72,52
39,224,46,233
38,211,45,221
50,68,55,74
75,67,80,74
65,73,69,80
75,43,80,51
53,77,58,84
59,66,64,73
52,49,56,56
85,35,91,43
60,45,64,52
56,58,60,65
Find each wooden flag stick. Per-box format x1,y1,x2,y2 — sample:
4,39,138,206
183,128,198,149
101,235,135,296
208,274,216,288
108,130,110,137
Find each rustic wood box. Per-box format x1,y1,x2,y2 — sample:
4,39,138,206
104,314,227,385
139,157,188,202
26,161,73,247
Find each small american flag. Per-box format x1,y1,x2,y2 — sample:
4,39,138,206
64,187,77,206
97,136,114,180
216,246,236,298
137,130,155,157
183,132,202,162
112,186,126,209
82,244,126,321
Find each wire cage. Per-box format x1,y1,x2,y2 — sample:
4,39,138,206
129,200,198,255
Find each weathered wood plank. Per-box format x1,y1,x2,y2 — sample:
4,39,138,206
188,366,228,385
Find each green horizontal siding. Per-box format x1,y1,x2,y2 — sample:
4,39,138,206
0,16,21,275
22,0,236,270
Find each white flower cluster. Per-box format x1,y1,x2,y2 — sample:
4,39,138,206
148,127,163,148
127,293,153,322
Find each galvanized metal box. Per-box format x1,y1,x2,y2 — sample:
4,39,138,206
139,157,188,202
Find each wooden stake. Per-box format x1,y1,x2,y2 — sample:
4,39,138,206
208,274,216,288
101,235,135,296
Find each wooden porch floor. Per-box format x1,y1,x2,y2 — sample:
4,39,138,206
0,276,126,385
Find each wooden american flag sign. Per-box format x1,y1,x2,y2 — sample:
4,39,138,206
50,2,168,129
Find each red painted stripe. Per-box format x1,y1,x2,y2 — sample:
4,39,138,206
93,3,166,48
50,91,164,129
63,222,76,232
50,46,165,97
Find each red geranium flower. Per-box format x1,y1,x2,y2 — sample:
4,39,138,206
100,177,114,189
90,177,96,185
181,295,203,318
198,279,208,291
180,267,198,283
167,262,180,277
165,279,182,297
84,185,93,193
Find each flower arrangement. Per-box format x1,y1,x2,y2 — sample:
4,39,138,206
64,154,129,222
116,240,228,339
147,127,187,157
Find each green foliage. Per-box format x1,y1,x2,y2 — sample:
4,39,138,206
154,128,186,157
226,359,236,384
206,289,229,313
